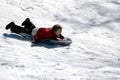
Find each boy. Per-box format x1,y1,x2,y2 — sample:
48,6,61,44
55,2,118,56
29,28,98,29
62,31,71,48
5,18,64,43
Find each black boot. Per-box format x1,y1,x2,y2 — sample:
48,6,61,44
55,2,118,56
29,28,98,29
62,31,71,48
21,18,30,26
21,18,36,30
21,18,36,35
5,22,15,30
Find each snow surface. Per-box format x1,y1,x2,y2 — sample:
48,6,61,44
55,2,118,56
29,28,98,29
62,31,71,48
0,0,120,80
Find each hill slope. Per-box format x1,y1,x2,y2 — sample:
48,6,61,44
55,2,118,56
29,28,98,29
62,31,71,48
0,0,120,80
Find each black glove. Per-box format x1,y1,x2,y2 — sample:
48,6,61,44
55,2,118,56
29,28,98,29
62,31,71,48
59,34,64,39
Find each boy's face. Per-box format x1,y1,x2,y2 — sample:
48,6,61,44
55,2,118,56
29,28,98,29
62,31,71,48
55,29,61,37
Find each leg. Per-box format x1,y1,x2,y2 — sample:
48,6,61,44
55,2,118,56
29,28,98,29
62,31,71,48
10,25,26,34
22,18,36,31
6,22,26,34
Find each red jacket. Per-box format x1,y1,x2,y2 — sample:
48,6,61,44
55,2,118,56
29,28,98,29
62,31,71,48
33,28,58,42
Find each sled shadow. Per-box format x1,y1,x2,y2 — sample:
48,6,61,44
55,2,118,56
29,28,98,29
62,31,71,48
31,42,64,48
3,33,65,49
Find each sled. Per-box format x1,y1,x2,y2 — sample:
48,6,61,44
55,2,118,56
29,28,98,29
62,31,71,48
39,37,72,46
20,33,72,46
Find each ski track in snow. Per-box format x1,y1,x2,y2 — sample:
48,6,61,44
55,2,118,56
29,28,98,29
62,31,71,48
0,0,120,80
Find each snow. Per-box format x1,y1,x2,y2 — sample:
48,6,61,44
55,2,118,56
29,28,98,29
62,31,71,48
0,0,120,80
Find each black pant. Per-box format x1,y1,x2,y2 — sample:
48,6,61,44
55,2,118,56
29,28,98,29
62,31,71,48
6,18,36,35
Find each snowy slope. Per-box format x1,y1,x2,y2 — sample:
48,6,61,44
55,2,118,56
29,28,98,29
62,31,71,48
0,0,120,80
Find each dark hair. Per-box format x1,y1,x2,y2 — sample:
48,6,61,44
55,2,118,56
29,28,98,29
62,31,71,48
51,24,62,32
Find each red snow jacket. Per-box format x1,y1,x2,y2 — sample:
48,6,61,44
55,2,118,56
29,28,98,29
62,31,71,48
33,27,63,42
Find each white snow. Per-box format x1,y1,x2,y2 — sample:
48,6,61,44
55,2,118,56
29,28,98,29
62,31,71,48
0,0,120,80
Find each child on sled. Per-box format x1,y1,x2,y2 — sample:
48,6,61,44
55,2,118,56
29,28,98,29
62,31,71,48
5,18,64,43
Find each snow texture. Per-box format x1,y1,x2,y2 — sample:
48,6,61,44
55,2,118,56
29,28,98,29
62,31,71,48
0,0,120,80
